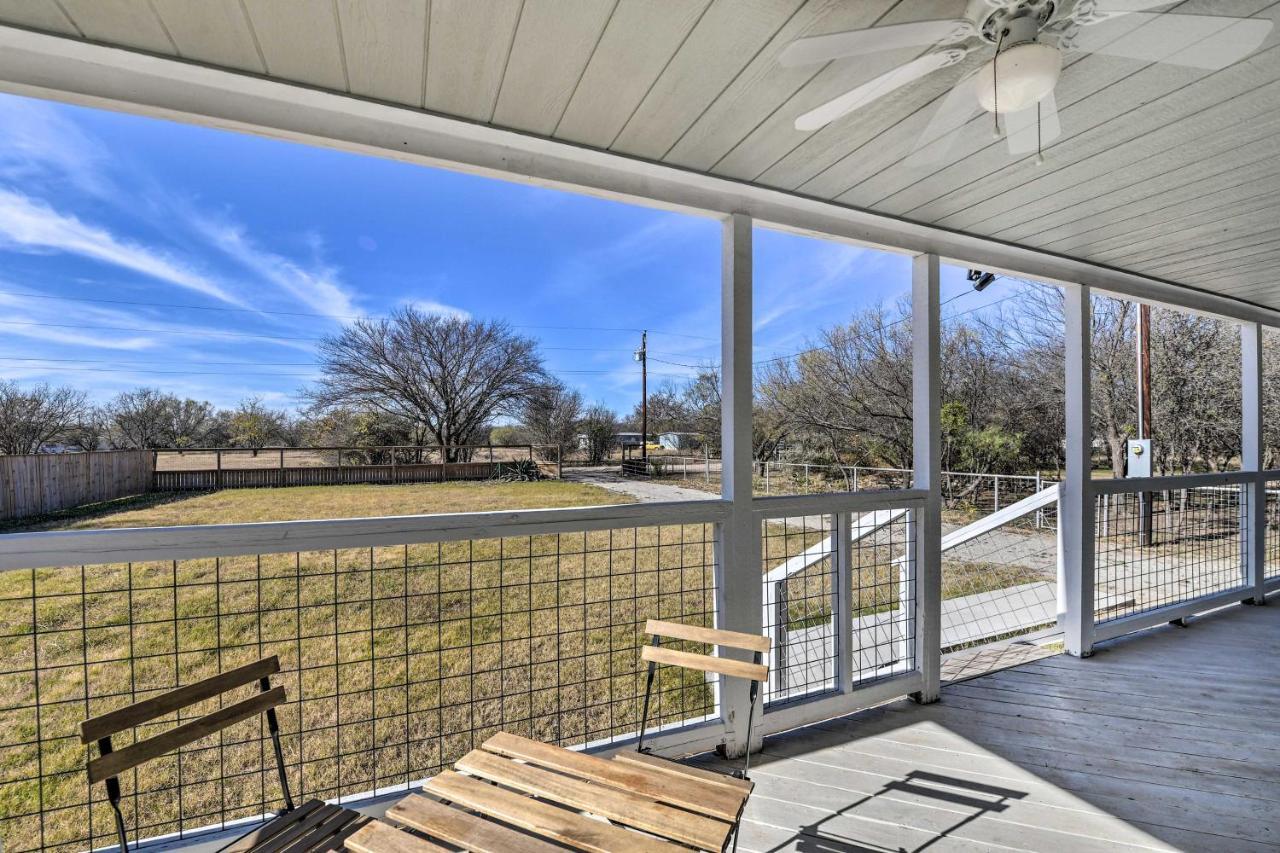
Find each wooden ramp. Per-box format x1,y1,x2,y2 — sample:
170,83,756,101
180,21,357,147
696,599,1280,852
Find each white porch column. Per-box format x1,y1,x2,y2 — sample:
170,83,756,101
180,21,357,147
1241,322,1267,603
911,253,941,703
1061,284,1096,656
717,212,762,757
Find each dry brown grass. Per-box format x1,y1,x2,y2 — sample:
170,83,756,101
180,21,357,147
2,481,631,534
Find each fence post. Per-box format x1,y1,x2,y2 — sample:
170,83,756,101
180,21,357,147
853,466,859,492
216,449,222,489
1241,322,1267,603
911,253,942,704
1061,284,1096,657
993,474,1000,512
764,461,771,494
716,213,762,758
278,448,284,488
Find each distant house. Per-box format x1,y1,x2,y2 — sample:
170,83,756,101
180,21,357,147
658,432,700,451
614,432,644,448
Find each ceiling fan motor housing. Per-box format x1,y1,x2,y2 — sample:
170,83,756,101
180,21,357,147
971,1,1064,113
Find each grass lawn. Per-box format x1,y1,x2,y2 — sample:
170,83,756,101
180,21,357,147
0,481,632,533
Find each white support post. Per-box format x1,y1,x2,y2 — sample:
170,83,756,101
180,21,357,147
834,511,854,693
1061,285,1096,656
911,253,942,704
716,212,762,758
1241,322,1267,604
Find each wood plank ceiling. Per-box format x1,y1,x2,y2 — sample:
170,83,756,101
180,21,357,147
1,0,1277,308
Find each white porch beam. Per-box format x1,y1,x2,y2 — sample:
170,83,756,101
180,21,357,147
0,26,1277,329
1241,322,1268,603
716,212,761,758
911,253,942,703
1061,285,1096,656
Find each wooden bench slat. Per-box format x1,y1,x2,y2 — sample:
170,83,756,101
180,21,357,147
221,800,327,852
480,732,742,822
81,656,280,743
88,687,286,783
612,752,752,795
457,749,732,851
278,808,365,853
644,619,770,654
425,770,681,853
344,820,451,853
313,814,373,853
251,803,343,853
641,645,767,683
387,792,565,853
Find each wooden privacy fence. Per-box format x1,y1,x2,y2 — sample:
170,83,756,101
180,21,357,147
154,460,524,491
0,450,153,520
151,445,562,491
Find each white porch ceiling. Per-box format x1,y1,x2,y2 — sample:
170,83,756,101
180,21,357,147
1,0,1277,309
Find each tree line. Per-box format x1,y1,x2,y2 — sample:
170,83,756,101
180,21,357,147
3,297,1273,475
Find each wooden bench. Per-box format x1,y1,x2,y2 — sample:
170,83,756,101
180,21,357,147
346,620,768,852
80,655,369,852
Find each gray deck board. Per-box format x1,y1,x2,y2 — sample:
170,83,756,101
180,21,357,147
695,599,1280,852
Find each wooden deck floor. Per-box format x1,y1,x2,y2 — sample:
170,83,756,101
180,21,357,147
702,600,1280,852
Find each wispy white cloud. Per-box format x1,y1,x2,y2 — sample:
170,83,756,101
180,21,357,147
192,216,358,320
549,215,713,297
403,298,471,320
0,96,110,196
0,188,245,306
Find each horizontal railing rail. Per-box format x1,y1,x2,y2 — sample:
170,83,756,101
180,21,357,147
0,500,730,572
1089,471,1254,494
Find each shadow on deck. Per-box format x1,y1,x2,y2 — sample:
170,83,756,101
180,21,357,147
700,596,1278,852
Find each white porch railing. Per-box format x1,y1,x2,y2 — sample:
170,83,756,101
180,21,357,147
0,488,933,852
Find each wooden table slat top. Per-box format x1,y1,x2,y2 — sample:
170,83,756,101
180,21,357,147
480,731,745,821
388,792,566,853
347,731,752,853
426,770,682,852
456,749,732,851
345,821,451,853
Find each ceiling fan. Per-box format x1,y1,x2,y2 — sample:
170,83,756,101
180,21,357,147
780,0,1274,164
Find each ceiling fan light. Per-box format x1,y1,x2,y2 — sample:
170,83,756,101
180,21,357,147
975,42,1062,113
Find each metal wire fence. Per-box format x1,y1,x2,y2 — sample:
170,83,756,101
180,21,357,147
761,515,835,705
759,508,916,706
0,522,719,852
1267,481,1280,581
1094,485,1248,624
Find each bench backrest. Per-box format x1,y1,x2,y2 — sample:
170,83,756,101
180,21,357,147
640,619,769,684
80,655,292,851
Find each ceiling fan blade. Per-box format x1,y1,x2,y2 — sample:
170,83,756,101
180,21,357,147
779,18,973,67
1092,0,1179,12
904,71,983,168
1005,92,1062,155
795,49,967,131
1070,12,1272,69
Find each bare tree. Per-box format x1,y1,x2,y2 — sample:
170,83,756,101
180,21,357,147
0,381,87,454
519,380,583,460
579,403,618,465
226,396,290,449
66,406,109,452
106,388,217,449
308,308,547,462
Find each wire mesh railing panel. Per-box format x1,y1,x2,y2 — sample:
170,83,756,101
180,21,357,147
939,524,1058,652
1267,482,1280,581
761,515,836,705
1094,486,1247,624
851,511,916,684
0,522,718,852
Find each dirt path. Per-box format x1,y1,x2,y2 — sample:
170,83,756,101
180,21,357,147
562,466,713,503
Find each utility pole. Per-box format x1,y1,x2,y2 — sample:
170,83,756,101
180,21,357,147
1136,303,1153,546
641,329,649,463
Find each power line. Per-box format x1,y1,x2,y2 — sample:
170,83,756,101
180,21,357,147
0,288,715,341
751,287,1028,367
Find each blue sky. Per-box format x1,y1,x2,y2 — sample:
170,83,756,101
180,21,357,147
0,91,1002,414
